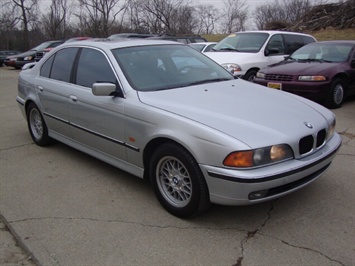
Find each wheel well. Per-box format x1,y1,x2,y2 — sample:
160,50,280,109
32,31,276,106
142,138,187,180
24,100,36,114
244,68,259,79
247,67,259,73
333,73,348,86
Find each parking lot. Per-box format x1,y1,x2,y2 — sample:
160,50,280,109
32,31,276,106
0,66,354,265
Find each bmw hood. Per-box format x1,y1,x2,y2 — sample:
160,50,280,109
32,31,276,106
137,79,333,148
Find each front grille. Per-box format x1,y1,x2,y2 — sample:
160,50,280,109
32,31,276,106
265,74,293,82
35,52,45,61
299,129,327,155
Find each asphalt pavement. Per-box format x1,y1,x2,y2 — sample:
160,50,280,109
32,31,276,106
0,67,354,266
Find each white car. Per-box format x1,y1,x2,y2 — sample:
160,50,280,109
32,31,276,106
205,30,316,81
17,39,341,218
189,42,217,53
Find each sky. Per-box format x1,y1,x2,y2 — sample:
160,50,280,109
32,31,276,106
194,0,338,11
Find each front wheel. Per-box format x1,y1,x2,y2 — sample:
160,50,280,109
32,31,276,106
243,69,258,82
149,143,210,218
324,78,346,109
26,103,52,146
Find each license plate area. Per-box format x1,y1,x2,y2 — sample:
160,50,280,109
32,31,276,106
267,82,282,90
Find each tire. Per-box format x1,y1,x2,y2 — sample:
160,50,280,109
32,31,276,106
26,103,51,146
149,143,210,218
324,78,346,109
243,69,258,82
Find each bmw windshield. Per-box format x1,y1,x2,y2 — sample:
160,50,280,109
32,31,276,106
113,45,234,91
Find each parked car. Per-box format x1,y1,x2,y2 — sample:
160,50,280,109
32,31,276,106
147,34,207,44
35,38,91,61
0,50,21,66
4,54,19,68
108,33,158,40
17,39,341,218
254,40,355,108
189,42,217,53
13,40,64,68
204,30,316,81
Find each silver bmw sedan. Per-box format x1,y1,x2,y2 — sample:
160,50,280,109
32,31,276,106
17,39,341,218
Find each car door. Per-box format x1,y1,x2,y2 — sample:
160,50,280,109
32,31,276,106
264,34,287,66
69,47,127,160
36,47,79,137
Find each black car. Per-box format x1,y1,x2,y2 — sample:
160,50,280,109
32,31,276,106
13,40,64,69
147,34,207,44
108,33,158,40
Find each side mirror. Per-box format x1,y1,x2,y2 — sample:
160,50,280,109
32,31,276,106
92,82,122,97
351,59,355,68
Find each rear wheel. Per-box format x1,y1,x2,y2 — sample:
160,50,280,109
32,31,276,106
26,103,51,146
324,78,346,109
150,143,210,218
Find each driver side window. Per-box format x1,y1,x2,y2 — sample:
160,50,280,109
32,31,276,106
76,48,117,88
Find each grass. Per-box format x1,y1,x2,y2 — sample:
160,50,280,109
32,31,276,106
202,28,355,42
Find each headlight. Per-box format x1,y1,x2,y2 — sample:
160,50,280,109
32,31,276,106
327,118,336,140
223,144,294,168
298,75,326,81
24,56,34,61
256,72,265,79
221,63,242,75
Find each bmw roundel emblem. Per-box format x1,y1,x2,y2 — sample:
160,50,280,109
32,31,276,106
304,122,313,129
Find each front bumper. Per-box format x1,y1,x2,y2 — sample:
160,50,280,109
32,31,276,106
200,133,341,206
253,78,332,102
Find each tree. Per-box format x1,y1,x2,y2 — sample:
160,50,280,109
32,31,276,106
0,1,20,49
134,0,196,34
194,4,220,34
75,0,128,37
40,0,71,39
254,0,314,30
10,0,39,50
220,0,248,33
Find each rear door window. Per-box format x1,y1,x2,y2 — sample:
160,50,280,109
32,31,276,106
50,48,79,82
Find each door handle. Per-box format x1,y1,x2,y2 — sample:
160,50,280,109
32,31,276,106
69,95,78,102
38,85,44,91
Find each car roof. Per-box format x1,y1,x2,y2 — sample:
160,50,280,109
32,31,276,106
314,40,355,45
233,30,314,37
58,38,184,50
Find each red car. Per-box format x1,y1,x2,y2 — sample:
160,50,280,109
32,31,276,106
254,40,355,108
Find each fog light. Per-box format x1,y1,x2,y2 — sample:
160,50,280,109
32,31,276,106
249,190,268,200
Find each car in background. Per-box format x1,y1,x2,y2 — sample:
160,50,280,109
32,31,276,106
13,40,64,68
108,33,158,40
254,40,355,108
35,37,92,61
204,31,316,81
17,39,341,218
189,42,217,53
4,54,19,68
147,34,207,44
0,50,21,66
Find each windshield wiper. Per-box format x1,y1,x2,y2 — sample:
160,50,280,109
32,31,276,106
185,78,232,86
218,47,240,52
284,56,296,61
297,58,331,63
